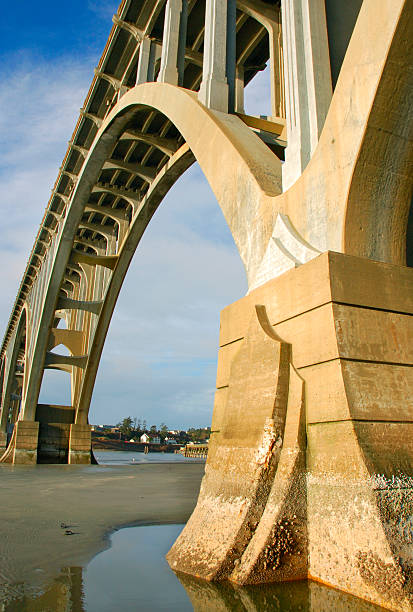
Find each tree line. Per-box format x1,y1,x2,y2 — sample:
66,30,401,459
113,417,210,443
115,417,166,438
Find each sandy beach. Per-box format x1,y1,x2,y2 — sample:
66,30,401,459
0,462,204,604
0,461,386,611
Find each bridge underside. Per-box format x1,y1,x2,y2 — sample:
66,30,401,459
0,0,412,610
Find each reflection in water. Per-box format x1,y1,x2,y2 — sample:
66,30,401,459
3,525,386,611
177,573,386,611
83,525,191,611
3,567,85,612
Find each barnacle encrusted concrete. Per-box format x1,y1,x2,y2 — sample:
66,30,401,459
168,253,413,611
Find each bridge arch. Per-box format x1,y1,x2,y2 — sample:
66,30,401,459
16,0,413,429
0,360,5,435
2,0,410,442
0,307,28,441
17,81,282,428
0,2,412,606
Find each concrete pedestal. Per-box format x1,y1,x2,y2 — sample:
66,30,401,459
168,252,413,611
68,424,92,464
36,404,75,463
0,431,6,454
12,421,39,464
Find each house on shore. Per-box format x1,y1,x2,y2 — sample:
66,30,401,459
140,433,161,444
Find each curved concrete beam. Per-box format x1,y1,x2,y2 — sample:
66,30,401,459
104,82,283,281
18,81,284,422
0,308,27,435
75,145,196,421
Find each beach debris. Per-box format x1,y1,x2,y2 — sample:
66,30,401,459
60,522,80,534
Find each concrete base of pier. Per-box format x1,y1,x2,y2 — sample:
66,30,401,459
0,408,92,465
68,424,92,464
0,431,6,454
168,252,413,612
1,420,39,464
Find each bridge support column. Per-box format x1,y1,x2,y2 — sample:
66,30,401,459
168,252,413,611
268,19,285,119
281,0,332,190
235,65,245,114
198,0,236,112
136,37,152,84
10,421,39,464
0,430,6,453
157,0,187,86
68,423,92,464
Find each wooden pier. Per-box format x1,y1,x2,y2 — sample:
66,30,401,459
183,444,208,459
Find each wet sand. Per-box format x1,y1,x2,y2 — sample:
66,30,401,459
0,462,204,604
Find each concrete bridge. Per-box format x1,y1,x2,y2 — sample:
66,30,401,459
0,0,412,609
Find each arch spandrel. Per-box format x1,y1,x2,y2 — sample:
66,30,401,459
269,0,412,266
101,82,283,281
342,0,413,265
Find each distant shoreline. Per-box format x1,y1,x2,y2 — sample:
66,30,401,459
92,438,181,452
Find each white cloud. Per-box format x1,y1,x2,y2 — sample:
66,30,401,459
0,52,247,429
0,54,93,322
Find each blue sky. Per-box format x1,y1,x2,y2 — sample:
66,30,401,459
0,2,115,61
0,1,271,429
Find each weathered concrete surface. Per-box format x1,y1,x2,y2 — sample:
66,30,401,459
168,253,413,611
68,423,92,464
35,404,75,463
1,420,39,465
0,431,6,454
168,305,293,580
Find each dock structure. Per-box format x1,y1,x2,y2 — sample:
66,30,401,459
184,444,208,459
0,1,412,609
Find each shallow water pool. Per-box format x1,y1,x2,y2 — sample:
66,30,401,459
3,524,386,611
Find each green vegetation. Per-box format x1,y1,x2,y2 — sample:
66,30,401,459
98,418,211,444
186,428,210,442
117,416,133,438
